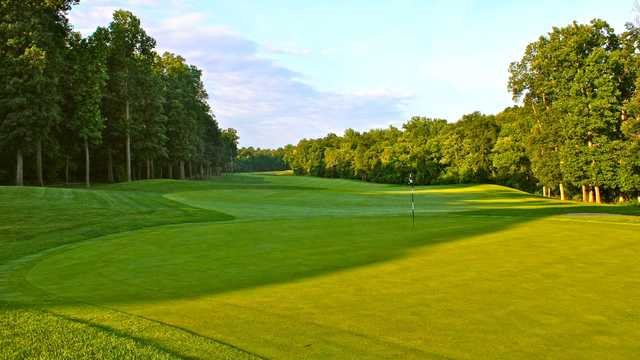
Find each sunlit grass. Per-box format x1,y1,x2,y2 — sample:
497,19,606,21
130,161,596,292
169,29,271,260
1,174,639,359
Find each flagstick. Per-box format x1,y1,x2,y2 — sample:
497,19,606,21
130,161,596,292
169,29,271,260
409,173,415,227
412,185,415,227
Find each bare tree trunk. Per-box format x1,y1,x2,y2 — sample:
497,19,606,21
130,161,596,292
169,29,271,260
16,149,23,186
159,163,163,178
146,158,151,179
589,189,594,203
84,138,90,188
107,148,114,182
595,185,602,204
581,185,587,203
200,163,204,179
188,161,193,179
151,160,155,179
179,160,185,180
36,139,43,186
65,155,70,185
559,183,566,201
168,163,173,179
125,100,132,182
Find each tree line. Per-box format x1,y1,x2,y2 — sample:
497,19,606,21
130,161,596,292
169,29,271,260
284,19,640,204
0,1,238,187
235,147,289,172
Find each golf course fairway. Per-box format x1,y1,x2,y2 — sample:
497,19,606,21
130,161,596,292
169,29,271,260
1,172,639,359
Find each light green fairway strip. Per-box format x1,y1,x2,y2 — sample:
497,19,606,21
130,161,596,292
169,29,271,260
2,173,639,359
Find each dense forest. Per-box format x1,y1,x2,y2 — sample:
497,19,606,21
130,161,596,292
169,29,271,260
235,147,289,172
284,20,640,204
2,3,639,204
0,1,237,186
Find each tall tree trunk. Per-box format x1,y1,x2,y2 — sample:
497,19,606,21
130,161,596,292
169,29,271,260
151,160,155,179
179,160,185,180
84,138,90,188
188,161,193,179
146,158,151,179
36,139,43,186
595,185,602,204
200,163,204,179
168,163,173,179
65,155,70,185
589,189,594,203
107,148,114,182
125,100,132,182
559,183,566,201
159,163,163,179
16,149,23,186
543,186,547,197
581,185,587,203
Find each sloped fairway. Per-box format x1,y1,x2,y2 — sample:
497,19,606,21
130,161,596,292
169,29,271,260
2,174,640,359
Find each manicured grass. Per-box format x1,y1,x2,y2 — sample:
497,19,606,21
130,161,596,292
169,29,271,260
1,173,639,359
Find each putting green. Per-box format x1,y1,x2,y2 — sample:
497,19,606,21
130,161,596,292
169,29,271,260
3,173,640,359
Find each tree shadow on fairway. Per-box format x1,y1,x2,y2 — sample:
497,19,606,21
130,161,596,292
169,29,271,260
97,175,327,193
458,203,640,218
22,200,639,307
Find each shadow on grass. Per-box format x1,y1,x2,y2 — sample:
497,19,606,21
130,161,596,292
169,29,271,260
3,176,639,308
458,203,640,218
18,201,638,307
48,310,198,360
95,175,326,193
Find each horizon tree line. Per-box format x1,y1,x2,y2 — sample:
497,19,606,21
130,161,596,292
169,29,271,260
282,19,640,204
235,147,289,173
0,1,238,187
2,5,638,203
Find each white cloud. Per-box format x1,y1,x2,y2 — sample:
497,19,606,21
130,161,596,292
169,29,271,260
69,4,410,147
68,5,119,33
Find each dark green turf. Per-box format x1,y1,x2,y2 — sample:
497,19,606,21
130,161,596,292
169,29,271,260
1,173,639,359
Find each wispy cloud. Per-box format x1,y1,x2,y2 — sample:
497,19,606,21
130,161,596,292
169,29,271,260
263,43,313,56
69,2,409,147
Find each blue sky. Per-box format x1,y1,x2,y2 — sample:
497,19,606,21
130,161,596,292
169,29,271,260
69,0,635,147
